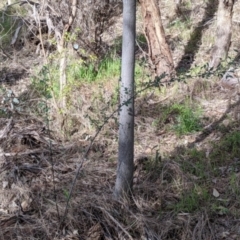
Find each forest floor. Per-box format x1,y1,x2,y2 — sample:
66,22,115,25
1,0,240,239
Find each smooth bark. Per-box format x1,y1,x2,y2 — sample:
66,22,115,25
114,0,136,199
58,0,77,108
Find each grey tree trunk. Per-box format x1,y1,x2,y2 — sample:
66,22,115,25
114,0,136,199
209,0,235,69
57,0,77,109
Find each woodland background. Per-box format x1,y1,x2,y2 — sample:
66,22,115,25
0,0,240,239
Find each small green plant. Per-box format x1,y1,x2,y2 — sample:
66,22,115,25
181,148,209,180
174,185,209,213
151,102,202,135
97,57,121,80
171,103,202,135
222,132,240,156
211,203,229,215
29,66,54,119
0,9,15,45
136,33,147,44
68,55,147,84
69,61,97,82
230,173,240,195
168,17,192,43
63,189,70,199
67,56,120,83
0,5,28,46
210,132,240,164
31,65,55,98
183,0,192,9
142,150,162,172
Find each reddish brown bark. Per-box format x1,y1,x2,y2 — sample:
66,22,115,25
140,0,174,79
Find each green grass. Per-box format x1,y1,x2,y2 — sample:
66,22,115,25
181,148,209,180
183,0,192,9
136,33,147,44
172,130,240,215
209,131,240,165
230,173,240,195
31,54,148,110
97,57,121,80
174,185,209,213
31,65,58,98
68,61,98,83
68,55,146,83
172,103,202,135
0,9,15,45
0,4,27,46
168,17,192,40
151,102,202,135
211,203,230,215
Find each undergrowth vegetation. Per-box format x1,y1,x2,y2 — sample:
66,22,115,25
170,102,202,135
1,45,240,238
28,51,240,221
0,5,27,47
0,10,19,47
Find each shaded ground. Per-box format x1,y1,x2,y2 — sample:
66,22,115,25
1,80,240,239
0,67,27,86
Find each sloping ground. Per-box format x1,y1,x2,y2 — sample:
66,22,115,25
0,88,240,239
1,0,240,239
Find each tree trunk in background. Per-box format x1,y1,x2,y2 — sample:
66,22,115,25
140,0,174,80
209,0,235,69
57,0,77,109
174,0,182,16
114,0,136,200
59,46,67,109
